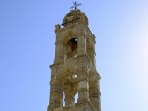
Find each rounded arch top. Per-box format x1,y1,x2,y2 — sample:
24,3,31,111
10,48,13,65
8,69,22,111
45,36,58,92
62,30,80,45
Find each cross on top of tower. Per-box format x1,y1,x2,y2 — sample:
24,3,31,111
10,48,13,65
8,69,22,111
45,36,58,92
70,1,81,10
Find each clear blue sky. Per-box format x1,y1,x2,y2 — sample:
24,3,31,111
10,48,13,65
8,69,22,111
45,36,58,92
0,0,148,111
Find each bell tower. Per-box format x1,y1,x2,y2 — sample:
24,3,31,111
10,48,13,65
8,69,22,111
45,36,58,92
47,5,101,111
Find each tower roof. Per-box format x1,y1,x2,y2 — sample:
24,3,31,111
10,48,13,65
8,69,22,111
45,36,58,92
62,9,88,27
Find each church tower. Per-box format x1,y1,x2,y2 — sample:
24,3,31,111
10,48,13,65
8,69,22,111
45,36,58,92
47,3,101,111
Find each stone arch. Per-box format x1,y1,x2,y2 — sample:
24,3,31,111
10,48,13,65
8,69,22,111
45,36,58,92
62,30,80,45
62,30,80,60
55,62,79,106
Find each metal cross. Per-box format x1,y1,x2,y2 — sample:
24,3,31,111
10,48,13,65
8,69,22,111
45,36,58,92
70,1,81,10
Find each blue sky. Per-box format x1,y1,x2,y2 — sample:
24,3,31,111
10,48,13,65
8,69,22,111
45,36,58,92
0,0,148,111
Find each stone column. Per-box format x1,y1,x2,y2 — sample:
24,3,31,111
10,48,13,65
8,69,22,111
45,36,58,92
54,39,64,63
64,84,75,106
88,35,96,66
77,80,89,103
89,81,101,111
64,92,75,106
48,80,63,110
77,36,86,55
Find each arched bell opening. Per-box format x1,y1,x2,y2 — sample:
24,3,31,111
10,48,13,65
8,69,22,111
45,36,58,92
62,80,78,107
55,59,80,107
65,38,78,59
61,72,79,107
63,85,79,107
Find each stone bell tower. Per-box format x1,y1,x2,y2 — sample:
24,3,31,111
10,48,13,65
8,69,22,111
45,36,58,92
47,5,101,111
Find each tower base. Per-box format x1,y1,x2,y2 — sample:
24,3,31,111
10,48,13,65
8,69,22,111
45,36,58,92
48,101,96,111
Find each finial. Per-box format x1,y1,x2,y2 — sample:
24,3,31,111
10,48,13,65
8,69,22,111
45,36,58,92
70,1,81,10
